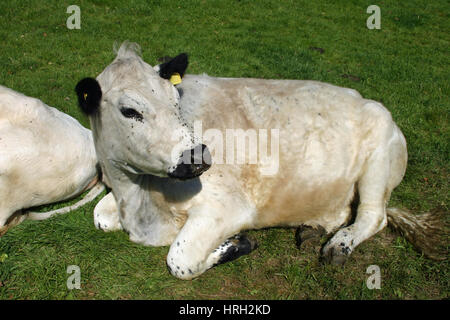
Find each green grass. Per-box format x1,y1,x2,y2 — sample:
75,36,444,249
0,0,448,299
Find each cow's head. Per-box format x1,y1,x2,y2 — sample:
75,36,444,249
75,42,210,180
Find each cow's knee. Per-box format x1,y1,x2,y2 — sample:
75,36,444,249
166,240,218,280
166,242,200,280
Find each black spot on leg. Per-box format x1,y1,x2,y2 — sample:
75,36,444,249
216,234,258,266
341,246,351,255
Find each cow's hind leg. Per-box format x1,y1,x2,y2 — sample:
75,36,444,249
321,195,388,264
295,225,327,249
321,147,392,265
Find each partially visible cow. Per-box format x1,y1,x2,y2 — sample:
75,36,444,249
76,42,444,280
0,85,104,236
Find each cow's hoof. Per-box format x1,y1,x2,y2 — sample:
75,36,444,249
320,245,350,266
216,234,258,266
231,234,258,251
295,225,326,249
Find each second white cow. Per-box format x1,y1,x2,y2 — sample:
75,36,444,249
0,85,104,236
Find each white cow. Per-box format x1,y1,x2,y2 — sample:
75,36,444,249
77,42,444,280
0,85,104,236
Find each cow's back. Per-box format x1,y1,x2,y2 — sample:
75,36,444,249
178,76,391,230
0,85,97,211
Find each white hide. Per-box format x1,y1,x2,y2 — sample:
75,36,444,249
0,85,100,234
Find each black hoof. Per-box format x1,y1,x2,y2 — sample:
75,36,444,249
217,234,258,266
295,225,327,249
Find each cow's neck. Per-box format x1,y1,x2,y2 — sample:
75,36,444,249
102,160,185,246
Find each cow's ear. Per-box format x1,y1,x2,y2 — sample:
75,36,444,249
158,53,188,80
75,78,102,115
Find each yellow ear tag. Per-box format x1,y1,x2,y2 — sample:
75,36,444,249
83,93,88,100
169,73,182,85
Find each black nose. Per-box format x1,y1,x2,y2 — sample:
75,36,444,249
168,144,211,180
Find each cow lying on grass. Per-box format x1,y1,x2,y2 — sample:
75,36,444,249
0,85,104,236
76,42,445,280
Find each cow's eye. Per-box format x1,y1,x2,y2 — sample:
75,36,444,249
120,107,143,121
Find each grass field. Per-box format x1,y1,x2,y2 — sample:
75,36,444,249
0,0,448,299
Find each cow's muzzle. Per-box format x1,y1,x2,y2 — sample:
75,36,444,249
168,144,211,180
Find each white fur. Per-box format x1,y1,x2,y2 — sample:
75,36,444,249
0,85,100,234
94,191,122,232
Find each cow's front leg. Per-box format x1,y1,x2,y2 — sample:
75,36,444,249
93,192,122,232
166,204,256,280
206,233,258,268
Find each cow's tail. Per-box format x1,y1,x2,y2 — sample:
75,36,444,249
26,182,105,221
386,207,448,261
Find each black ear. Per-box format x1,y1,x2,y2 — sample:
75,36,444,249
75,78,102,115
158,53,188,80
